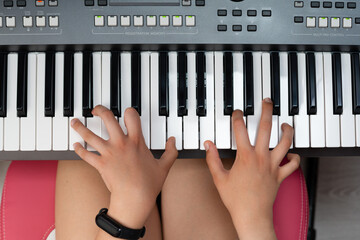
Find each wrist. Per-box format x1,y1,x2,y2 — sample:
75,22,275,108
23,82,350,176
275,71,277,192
107,195,149,229
233,212,276,240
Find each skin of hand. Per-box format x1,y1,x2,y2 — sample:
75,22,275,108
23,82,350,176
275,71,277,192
204,98,301,240
71,106,178,232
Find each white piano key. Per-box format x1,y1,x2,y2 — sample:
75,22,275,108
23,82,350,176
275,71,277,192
323,52,340,147
69,52,85,150
184,52,199,150
278,52,293,148
119,52,132,135
340,53,356,147
310,53,325,148
167,52,183,150
140,52,151,148
262,52,278,148
247,52,262,146
150,52,166,149
200,52,215,150
20,53,37,151
0,118,3,150
4,53,19,151
101,52,111,141
36,53,52,151
86,52,102,150
294,53,310,148
52,52,69,151
232,52,246,150
214,52,231,149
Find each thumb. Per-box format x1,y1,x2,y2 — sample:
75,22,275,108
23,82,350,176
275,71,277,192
277,153,301,183
159,137,178,173
204,141,228,185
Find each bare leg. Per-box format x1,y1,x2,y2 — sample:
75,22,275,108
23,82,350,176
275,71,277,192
55,160,162,240
161,158,238,240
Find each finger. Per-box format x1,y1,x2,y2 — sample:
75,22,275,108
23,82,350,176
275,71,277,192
204,141,228,186
271,123,294,165
92,105,125,140
277,153,301,183
73,142,102,170
232,110,251,151
71,118,107,152
124,108,144,143
255,98,273,152
159,137,178,173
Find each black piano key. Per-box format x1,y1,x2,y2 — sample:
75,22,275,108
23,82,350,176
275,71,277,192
351,53,360,114
196,52,206,116
159,52,169,117
110,51,121,117
63,52,74,117
223,52,234,115
82,52,93,117
131,52,141,115
178,52,188,116
0,53,7,117
306,52,317,115
332,53,343,115
16,52,27,117
244,52,254,116
288,52,299,115
45,52,55,117
270,52,281,115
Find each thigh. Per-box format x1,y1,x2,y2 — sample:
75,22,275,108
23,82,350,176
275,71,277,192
161,158,238,240
55,160,162,240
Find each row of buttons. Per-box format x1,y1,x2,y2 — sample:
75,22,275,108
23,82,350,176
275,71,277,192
217,9,272,17
294,16,355,28
0,15,59,28
95,15,196,27
310,1,356,8
85,0,107,6
4,0,57,7
85,0,204,6
218,24,257,32
294,1,356,8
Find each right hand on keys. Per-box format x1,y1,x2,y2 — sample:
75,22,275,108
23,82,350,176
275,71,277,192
204,98,301,240
71,105,178,230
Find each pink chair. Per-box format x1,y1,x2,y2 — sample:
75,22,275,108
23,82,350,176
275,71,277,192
0,160,308,240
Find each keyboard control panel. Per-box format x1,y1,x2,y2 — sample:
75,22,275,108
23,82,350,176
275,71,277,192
0,0,359,49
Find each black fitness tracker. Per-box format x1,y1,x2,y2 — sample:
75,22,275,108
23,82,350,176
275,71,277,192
95,208,146,239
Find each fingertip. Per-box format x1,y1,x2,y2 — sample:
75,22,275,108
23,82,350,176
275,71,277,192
232,109,243,118
71,118,78,127
263,98,273,104
73,142,79,150
204,141,210,151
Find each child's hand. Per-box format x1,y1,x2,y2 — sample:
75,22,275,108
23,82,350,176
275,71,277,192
204,99,300,239
71,106,178,229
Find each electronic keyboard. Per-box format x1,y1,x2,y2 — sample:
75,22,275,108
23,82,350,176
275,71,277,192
0,0,360,160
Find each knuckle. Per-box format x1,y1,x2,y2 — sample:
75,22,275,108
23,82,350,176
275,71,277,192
83,130,93,141
282,137,292,147
103,110,115,121
260,120,272,131
233,118,244,130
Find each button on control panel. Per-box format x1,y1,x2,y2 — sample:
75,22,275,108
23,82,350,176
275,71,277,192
6,16,16,28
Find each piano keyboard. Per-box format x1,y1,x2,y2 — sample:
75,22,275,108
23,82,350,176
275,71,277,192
0,51,360,154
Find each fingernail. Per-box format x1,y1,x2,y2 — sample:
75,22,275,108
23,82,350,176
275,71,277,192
73,143,77,149
264,98,272,104
71,119,77,127
204,142,210,151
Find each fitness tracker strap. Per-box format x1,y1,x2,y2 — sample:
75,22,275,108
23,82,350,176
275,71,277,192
96,208,146,239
